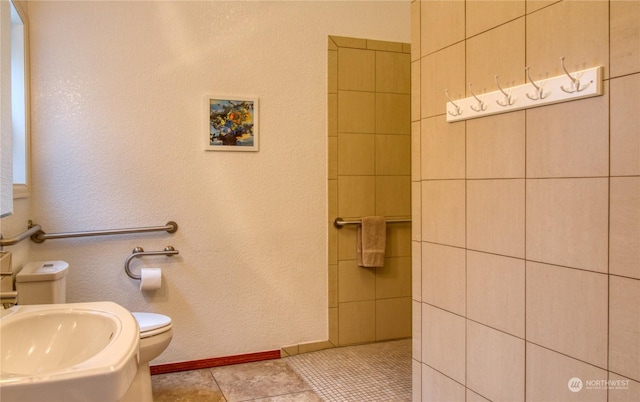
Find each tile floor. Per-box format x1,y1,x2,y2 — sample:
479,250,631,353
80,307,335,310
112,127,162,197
151,339,411,402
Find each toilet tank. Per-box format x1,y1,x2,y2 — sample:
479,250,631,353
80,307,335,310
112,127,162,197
16,261,69,305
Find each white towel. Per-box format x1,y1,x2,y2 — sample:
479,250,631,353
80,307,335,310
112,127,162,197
357,216,386,267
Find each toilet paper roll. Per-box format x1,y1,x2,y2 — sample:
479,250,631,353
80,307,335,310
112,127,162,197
139,268,162,291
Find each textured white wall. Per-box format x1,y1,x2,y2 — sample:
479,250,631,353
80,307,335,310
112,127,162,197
23,1,410,364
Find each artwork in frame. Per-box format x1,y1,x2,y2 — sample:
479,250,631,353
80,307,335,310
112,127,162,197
204,95,258,151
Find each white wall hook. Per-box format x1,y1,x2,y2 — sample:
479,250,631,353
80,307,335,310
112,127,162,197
560,56,591,93
468,83,487,112
445,89,463,116
495,75,514,106
525,67,548,100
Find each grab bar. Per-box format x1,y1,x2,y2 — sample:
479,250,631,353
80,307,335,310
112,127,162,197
31,221,178,243
124,246,179,280
0,222,43,247
333,217,412,229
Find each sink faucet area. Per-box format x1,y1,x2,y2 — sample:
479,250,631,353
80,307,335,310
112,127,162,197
0,301,140,402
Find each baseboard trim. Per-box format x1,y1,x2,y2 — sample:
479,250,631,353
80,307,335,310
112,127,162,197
150,350,281,375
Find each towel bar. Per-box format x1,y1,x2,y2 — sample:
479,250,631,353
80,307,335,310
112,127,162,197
333,217,412,229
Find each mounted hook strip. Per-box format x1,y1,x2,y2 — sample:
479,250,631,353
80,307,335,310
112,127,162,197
446,65,603,123
124,246,179,280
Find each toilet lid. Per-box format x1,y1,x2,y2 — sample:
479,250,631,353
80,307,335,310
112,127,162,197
132,312,172,333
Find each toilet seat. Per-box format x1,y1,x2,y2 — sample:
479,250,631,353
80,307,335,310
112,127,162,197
132,312,172,339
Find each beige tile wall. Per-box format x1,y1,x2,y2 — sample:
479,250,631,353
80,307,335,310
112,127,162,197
412,1,640,401
329,36,412,347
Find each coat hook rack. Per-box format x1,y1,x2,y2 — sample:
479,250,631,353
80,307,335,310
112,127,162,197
445,61,603,123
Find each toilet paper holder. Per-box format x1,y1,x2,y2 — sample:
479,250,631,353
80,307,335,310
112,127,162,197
124,246,179,280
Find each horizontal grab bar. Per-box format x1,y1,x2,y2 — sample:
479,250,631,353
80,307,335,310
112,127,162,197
333,217,412,229
31,221,178,243
0,223,43,247
125,246,179,280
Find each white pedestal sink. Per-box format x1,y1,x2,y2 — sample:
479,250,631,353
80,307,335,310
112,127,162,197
0,302,140,402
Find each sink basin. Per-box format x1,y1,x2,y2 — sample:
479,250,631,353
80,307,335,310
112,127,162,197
0,301,139,402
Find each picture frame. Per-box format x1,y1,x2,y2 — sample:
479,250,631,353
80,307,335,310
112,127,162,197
204,95,258,151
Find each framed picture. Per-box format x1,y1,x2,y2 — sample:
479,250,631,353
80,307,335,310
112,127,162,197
204,95,258,151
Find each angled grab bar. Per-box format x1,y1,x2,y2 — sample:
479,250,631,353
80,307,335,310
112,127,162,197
0,222,43,247
31,221,178,243
124,246,179,280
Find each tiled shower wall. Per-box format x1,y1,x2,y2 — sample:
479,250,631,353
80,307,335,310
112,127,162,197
328,36,412,346
412,1,639,401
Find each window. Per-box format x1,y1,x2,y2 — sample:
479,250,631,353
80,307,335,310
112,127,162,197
10,0,26,191
1,0,28,217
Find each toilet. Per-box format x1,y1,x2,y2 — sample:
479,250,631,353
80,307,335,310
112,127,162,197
16,261,173,402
